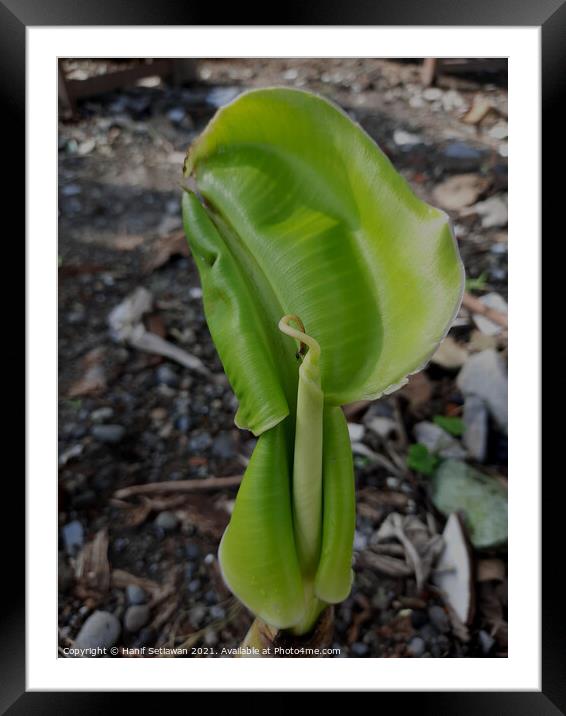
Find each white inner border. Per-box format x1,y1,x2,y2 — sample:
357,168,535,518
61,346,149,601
27,27,540,691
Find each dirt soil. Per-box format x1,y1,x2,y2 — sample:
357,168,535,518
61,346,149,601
58,58,508,658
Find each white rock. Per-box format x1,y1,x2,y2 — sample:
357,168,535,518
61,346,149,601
472,292,508,336
348,423,365,442
431,336,469,369
468,195,508,229
393,129,422,146
462,395,489,462
457,349,507,433
433,514,473,624
414,422,466,459
423,87,443,101
366,416,397,439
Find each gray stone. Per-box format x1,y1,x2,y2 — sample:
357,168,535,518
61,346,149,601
479,629,495,654
441,141,484,172
428,605,450,634
126,584,148,605
414,421,466,459
407,636,426,657
210,605,226,620
188,432,213,453
472,293,508,336
189,605,207,628
185,542,200,560
154,511,178,531
351,642,369,656
471,195,508,229
457,349,507,433
204,629,218,646
91,424,126,444
347,422,365,442
423,87,443,101
211,431,236,460
62,520,84,556
91,407,114,423
366,416,397,439
353,531,368,551
207,86,240,108
124,604,151,632
74,611,121,652
462,396,489,462
188,578,201,593
156,364,179,388
167,107,186,124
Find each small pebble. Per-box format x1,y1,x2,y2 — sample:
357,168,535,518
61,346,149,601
91,407,114,423
189,605,207,627
185,543,200,560
210,605,226,620
156,364,179,388
91,424,125,444
351,642,369,656
479,629,495,654
124,604,150,632
407,636,426,657
211,431,236,459
73,611,121,652
204,629,218,646
188,579,201,593
126,584,148,605
62,520,84,556
204,590,218,605
154,511,178,531
428,605,450,634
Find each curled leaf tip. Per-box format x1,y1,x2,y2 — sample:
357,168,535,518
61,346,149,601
278,315,320,363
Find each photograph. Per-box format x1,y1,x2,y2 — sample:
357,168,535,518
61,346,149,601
57,57,510,660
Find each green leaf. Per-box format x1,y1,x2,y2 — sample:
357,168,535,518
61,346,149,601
314,406,356,603
465,272,488,293
407,443,439,476
218,420,306,628
430,459,507,548
433,415,465,437
183,87,465,630
184,88,464,426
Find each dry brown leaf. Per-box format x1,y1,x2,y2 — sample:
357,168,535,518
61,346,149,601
75,528,110,594
477,558,506,583
113,234,145,251
359,551,414,578
67,347,107,397
462,94,494,125
143,230,189,273
432,174,490,211
400,371,432,412
431,336,469,369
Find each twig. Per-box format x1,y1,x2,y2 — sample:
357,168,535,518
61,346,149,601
461,292,508,329
114,475,242,499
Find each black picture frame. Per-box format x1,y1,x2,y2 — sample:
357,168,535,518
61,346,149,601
9,0,560,709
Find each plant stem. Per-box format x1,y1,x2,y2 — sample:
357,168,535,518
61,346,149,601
278,316,324,577
239,607,335,657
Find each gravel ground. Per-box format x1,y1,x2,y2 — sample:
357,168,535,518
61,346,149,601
58,58,508,658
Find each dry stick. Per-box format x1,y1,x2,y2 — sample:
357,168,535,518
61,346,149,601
114,474,242,499
461,291,508,329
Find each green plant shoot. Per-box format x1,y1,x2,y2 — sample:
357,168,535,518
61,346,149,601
182,87,464,636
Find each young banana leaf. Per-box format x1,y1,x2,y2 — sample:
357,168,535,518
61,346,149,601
182,88,464,632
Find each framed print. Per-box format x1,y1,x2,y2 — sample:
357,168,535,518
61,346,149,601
8,0,561,708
